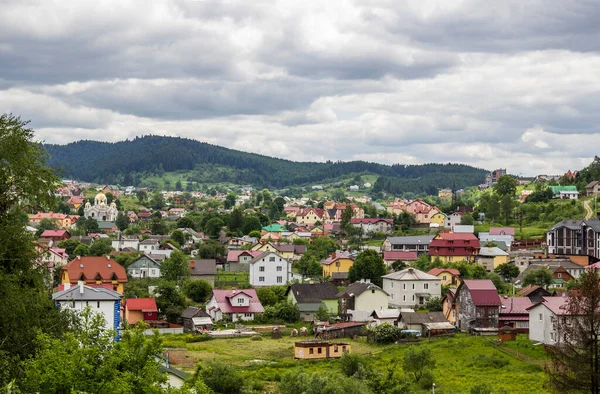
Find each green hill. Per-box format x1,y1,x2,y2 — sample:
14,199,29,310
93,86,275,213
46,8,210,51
43,135,488,193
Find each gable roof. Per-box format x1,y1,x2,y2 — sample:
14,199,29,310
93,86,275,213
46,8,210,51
321,252,354,266
427,268,460,277
53,284,122,301
479,247,509,257
226,250,263,263
385,235,434,245
41,229,69,238
518,284,551,297
189,259,217,275
383,268,439,281
489,227,515,236
461,280,502,306
128,254,161,269
62,256,127,283
140,239,160,245
499,297,533,315
210,289,264,314
286,283,339,303
526,296,569,315
349,218,393,225
126,298,158,312
401,311,448,325
383,251,418,261
371,309,401,319
181,306,210,319
336,281,387,298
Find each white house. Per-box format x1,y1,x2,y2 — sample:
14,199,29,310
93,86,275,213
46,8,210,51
444,213,463,229
382,268,442,308
139,239,160,252
111,237,140,251
127,255,161,279
528,296,568,345
206,289,264,322
248,251,293,287
337,280,389,322
53,282,122,332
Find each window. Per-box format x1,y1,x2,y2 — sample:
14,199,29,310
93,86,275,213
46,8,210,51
277,276,283,283
97,301,100,308
318,347,322,354
309,348,314,355
277,266,282,271
412,295,415,301
391,294,394,300
442,275,447,281
403,295,406,301
259,277,265,282
269,257,276,262
452,310,456,317
403,283,405,290
244,313,252,317
336,261,340,267
550,332,555,341
237,298,245,304
334,345,339,352
259,266,265,272
372,289,375,294
342,346,347,352
424,283,429,290
71,301,75,308
539,313,543,322
412,284,415,290
558,273,562,278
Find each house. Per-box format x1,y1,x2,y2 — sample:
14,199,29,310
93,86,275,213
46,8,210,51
515,261,585,287
286,283,339,321
429,232,480,263
438,189,453,199
382,235,434,255
586,181,600,196
206,289,264,322
180,228,205,244
30,212,77,228
189,259,217,286
527,296,569,345
228,236,257,249
251,242,306,261
127,255,161,279
283,206,300,219
40,229,71,241
336,280,389,322
444,212,463,229
314,322,366,339
53,282,122,333
427,268,461,287
139,238,160,252
451,225,474,233
294,341,350,359
548,185,579,199
479,227,515,251
295,208,325,225
40,247,70,271
124,298,159,325
518,285,552,304
181,306,213,332
442,288,457,324
349,218,394,234
499,296,533,333
477,247,510,272
430,212,447,227
321,252,355,279
322,202,364,224
455,280,502,332
111,236,140,251
382,268,442,308
399,312,455,337
226,250,263,271
382,250,418,267
168,208,186,218
127,211,139,223
248,251,293,287
547,219,600,258
61,256,128,294
262,224,286,233
370,309,401,326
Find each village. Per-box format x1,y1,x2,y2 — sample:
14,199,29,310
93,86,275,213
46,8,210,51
26,168,600,393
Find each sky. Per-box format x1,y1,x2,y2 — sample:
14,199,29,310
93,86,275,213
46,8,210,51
2,0,600,176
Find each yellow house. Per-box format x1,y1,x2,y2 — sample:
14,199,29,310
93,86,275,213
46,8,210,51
321,252,354,278
477,247,510,272
294,341,350,359
426,268,462,287
296,208,325,225
438,189,453,199
430,212,446,227
61,256,128,294
29,212,75,228
251,242,295,260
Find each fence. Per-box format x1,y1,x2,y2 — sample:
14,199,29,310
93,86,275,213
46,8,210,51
144,327,184,335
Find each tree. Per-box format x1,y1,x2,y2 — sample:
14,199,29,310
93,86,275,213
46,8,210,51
369,322,401,343
295,254,322,276
548,270,600,393
136,190,147,202
403,347,435,382
523,267,553,288
196,361,244,394
341,205,354,233
35,218,58,237
160,250,190,282
256,287,280,307
155,281,187,323
274,196,285,212
115,211,129,231
150,192,165,210
461,213,474,225
248,230,261,238
175,180,183,191
424,297,443,312
89,238,114,256
229,208,244,233
494,175,517,197
347,249,387,287
151,217,169,235
495,263,520,282
57,239,81,256
77,216,99,235
183,279,213,304
391,260,407,271
330,189,346,201
170,229,186,246
268,201,281,220
204,217,224,239
315,305,330,321
197,240,226,259
73,243,90,256
224,193,237,210
242,215,261,234
56,200,71,214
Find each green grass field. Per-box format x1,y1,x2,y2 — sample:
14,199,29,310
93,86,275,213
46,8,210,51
163,333,549,393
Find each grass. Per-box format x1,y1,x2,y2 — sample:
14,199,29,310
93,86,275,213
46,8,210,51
163,333,550,393
502,334,548,360
214,270,250,289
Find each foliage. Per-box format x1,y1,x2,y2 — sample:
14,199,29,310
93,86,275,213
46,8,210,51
124,278,161,299
204,217,224,239
256,286,287,307
494,175,517,197
183,279,213,304
470,382,493,394
228,208,244,233
35,218,58,237
115,211,129,231
295,254,322,276
73,243,90,256
160,250,190,282
150,192,165,210
369,323,401,344
57,239,81,256
170,229,187,246
523,267,553,288
315,305,330,321
261,301,300,323
197,240,226,259
243,216,262,234
279,370,372,394
403,347,435,382
89,238,114,256
340,352,366,378
76,216,100,234
461,213,475,225
495,263,520,282
391,260,407,271
196,361,244,394
155,280,188,323
348,249,387,287
424,297,443,312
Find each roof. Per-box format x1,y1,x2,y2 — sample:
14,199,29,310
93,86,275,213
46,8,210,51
383,251,418,261
332,272,349,279
434,232,479,242
321,252,354,266
40,229,69,238
549,185,578,194
462,280,502,306
189,259,217,275
126,298,158,312
422,322,455,330
210,289,264,314
383,268,439,281
518,284,550,297
499,297,533,315
226,250,263,263
262,224,286,232
181,306,210,319
336,281,387,298
489,227,515,236
479,247,509,257
385,235,434,245
527,296,569,315
427,268,460,277
402,312,448,325
62,256,127,283
349,218,393,225
140,239,160,245
370,309,401,319
586,181,600,189
286,283,339,303
53,284,122,301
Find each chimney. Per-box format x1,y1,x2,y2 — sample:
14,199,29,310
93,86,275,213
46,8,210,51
78,280,84,294
332,252,336,259
106,256,110,260
64,283,71,290
190,261,196,269
77,255,81,260
365,279,371,283
408,268,414,273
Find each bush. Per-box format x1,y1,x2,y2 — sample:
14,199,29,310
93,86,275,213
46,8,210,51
260,301,300,323
340,352,366,377
184,334,212,343
470,382,493,394
418,370,435,390
279,370,372,394
251,335,263,341
472,354,509,369
198,361,244,394
369,323,401,344
403,347,435,382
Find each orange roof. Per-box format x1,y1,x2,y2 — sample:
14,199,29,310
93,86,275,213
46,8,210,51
126,298,158,312
427,268,460,277
62,256,127,283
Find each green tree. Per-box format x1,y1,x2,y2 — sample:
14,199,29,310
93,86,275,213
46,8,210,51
391,260,407,271
369,322,401,344
183,279,213,304
151,217,169,235
461,213,474,225
274,196,285,212
150,192,165,210
248,230,261,238
77,216,99,235
197,240,226,259
495,263,520,282
56,200,71,214
73,243,91,256
242,215,262,234
341,205,354,233
229,208,244,233
256,287,279,307
523,267,553,288
224,193,237,210
347,249,387,287
204,217,224,239
89,238,114,256
35,218,58,237
424,297,443,312
175,180,183,191
136,190,147,202
196,361,244,394
494,175,517,197
170,229,187,246
115,211,129,231
268,201,281,220
160,250,190,282
57,239,81,256
295,254,322,276
155,281,187,323
330,189,346,201
403,347,436,383
315,305,330,321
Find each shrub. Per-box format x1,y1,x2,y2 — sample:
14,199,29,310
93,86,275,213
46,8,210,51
184,334,211,343
403,347,435,382
418,370,435,390
340,352,366,377
198,361,244,394
369,323,401,344
251,335,263,341
472,354,509,369
470,382,493,394
279,370,372,394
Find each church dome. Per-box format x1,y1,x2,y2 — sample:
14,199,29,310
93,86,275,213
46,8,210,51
95,192,107,205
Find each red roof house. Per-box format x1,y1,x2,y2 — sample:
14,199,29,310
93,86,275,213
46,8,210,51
383,250,418,265
499,296,533,333
456,279,501,331
60,256,128,294
206,289,264,322
125,298,159,325
40,229,71,241
489,227,515,236
427,268,462,286
429,232,480,263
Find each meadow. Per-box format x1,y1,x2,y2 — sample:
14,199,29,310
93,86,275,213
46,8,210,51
163,333,550,393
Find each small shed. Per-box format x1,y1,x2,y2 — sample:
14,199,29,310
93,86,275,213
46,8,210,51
181,306,213,332
498,325,517,341
294,340,350,359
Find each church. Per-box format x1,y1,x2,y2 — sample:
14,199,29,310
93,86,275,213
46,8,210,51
84,193,118,222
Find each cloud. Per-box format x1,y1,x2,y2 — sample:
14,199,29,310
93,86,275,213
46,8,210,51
2,0,600,176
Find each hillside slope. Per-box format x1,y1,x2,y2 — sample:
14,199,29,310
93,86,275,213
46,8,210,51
43,135,488,192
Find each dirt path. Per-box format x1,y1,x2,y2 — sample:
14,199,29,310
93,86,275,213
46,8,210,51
584,199,594,219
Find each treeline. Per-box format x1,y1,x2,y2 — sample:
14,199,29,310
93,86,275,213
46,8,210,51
373,170,487,195
43,135,487,189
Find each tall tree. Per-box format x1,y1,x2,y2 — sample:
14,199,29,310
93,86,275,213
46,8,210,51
115,211,129,231
341,206,354,233
347,249,387,287
35,218,58,237
523,267,553,288
494,175,517,198
204,217,224,239
229,208,244,233
548,270,600,393
160,250,190,282
224,193,237,210
89,239,114,256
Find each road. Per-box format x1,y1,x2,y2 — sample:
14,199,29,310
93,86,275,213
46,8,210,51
584,199,594,219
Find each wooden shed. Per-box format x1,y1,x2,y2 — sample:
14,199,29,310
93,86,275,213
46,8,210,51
294,341,350,359
498,325,517,341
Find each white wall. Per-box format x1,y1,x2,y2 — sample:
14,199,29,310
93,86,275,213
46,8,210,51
112,239,139,251
128,266,161,279
58,300,117,330
383,278,441,308
528,304,556,345
249,252,291,286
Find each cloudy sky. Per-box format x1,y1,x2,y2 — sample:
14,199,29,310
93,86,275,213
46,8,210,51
2,0,600,175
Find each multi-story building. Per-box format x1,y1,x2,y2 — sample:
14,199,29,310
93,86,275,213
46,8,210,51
455,280,502,331
349,218,394,234
429,232,480,263
382,268,441,308
547,219,600,258
382,235,435,255
248,251,293,287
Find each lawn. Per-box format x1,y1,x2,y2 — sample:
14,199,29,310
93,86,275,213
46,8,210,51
163,333,550,393
214,270,250,289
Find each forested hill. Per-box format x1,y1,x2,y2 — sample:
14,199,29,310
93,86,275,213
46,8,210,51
43,135,488,192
